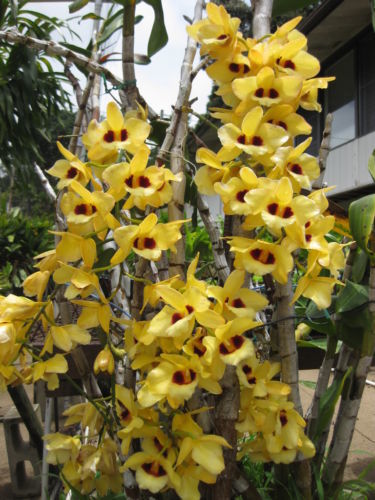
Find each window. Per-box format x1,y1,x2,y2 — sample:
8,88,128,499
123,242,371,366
324,51,356,149
358,31,375,136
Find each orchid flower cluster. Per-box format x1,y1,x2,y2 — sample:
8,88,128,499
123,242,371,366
0,4,343,499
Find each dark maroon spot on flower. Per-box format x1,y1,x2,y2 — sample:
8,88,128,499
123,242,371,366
242,365,252,374
172,369,196,385
282,207,294,219
91,205,97,214
120,129,128,141
251,248,276,265
125,175,134,188
269,88,279,99
266,253,276,265
224,297,229,303
251,248,262,260
118,401,131,422
217,34,228,40
193,341,207,357
74,203,88,215
305,221,311,228
133,238,139,249
243,64,250,74
283,59,296,70
279,410,288,426
276,57,281,65
252,136,263,146
237,134,247,145
139,176,151,188
219,335,245,355
103,130,115,143
267,203,278,215
255,87,264,98
229,62,240,73
144,237,156,249
142,462,167,477
171,312,183,324
278,121,288,130
66,167,78,179
233,335,244,348
248,376,256,384
290,163,303,175
153,437,163,452
306,234,312,242
186,305,194,314
236,190,247,203
232,298,245,308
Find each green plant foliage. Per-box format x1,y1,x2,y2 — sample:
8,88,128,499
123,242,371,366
272,0,321,17
349,194,375,259
335,280,369,314
0,0,71,172
337,304,375,355
185,221,213,270
351,247,368,283
143,0,168,57
314,367,352,441
0,208,54,295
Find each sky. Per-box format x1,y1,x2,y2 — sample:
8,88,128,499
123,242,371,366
34,1,214,117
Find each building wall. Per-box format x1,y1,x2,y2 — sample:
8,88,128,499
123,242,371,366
324,131,375,195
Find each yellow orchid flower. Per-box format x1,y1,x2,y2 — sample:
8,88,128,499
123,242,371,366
269,138,320,190
0,294,43,321
263,104,311,139
206,52,251,83
112,213,185,264
44,432,81,465
214,166,259,215
53,263,106,301
63,402,104,436
229,237,294,284
194,147,237,196
50,324,91,352
93,347,115,375
172,413,231,476
137,354,204,409
47,141,90,190
208,269,268,320
72,299,112,333
215,317,259,365
232,66,303,110
82,102,151,163
22,270,50,302
53,231,97,268
218,106,289,160
33,353,68,390
237,358,291,397
122,450,180,494
186,2,242,59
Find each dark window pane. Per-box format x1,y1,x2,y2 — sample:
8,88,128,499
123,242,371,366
358,30,375,136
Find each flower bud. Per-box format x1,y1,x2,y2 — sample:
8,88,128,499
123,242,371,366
94,346,114,375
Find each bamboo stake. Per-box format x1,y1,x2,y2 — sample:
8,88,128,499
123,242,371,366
252,0,273,39
33,163,56,203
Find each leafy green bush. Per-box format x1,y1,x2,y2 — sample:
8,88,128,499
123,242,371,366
0,207,54,294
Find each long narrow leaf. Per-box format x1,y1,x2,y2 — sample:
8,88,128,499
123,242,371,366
143,0,168,57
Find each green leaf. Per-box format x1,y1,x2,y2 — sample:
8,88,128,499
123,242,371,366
304,317,335,336
298,338,328,351
368,149,375,182
143,0,168,57
314,366,352,440
69,0,90,14
349,194,375,258
81,12,103,21
337,304,375,355
335,280,369,314
352,248,369,283
300,380,316,390
272,0,320,17
98,8,124,45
